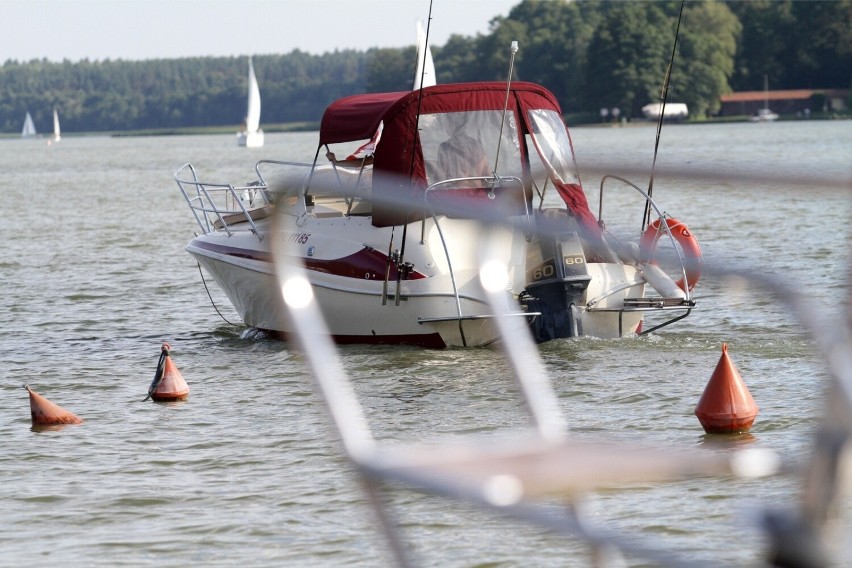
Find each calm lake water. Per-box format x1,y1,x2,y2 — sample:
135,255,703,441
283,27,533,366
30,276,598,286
1,120,850,567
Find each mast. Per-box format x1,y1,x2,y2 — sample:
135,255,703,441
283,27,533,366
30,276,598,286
763,74,769,111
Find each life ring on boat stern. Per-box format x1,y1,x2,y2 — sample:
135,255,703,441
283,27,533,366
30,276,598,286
639,217,703,292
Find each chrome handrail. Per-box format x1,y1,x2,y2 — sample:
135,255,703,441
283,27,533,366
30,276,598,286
599,174,696,301
174,163,272,240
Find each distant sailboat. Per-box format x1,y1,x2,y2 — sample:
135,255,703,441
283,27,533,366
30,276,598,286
413,20,436,90
52,107,61,142
750,74,779,122
237,56,264,147
21,111,37,138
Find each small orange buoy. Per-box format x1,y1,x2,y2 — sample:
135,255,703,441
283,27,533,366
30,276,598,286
695,343,759,433
24,385,83,426
145,343,189,402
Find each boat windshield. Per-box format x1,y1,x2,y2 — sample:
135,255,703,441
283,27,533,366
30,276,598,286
419,110,522,187
525,109,580,186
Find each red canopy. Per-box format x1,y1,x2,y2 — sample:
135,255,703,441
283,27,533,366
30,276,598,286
319,82,561,146
317,82,597,231
319,91,406,145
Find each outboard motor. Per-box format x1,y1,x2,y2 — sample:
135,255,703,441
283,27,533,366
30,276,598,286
522,230,591,342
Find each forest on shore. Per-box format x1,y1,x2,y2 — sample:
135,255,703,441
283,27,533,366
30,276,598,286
1,0,849,134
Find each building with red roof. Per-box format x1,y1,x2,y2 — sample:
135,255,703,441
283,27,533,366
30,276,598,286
719,88,849,117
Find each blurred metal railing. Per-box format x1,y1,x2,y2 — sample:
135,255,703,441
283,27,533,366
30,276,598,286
269,176,851,567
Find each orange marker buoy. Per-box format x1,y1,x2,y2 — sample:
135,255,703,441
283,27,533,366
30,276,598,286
695,343,759,433
24,385,83,426
144,343,189,402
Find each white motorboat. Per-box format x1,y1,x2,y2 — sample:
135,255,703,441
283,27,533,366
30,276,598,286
177,81,702,347
237,56,264,147
641,102,688,122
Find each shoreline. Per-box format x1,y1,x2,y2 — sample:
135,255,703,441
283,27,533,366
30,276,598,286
1,115,847,139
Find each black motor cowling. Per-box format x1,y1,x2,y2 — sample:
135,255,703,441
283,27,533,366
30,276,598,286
522,230,591,342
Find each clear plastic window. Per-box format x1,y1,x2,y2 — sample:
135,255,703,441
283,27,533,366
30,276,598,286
527,109,579,185
419,110,522,186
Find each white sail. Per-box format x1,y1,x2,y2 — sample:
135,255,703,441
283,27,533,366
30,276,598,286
246,58,261,132
413,20,436,90
238,57,264,147
21,112,37,138
53,108,61,142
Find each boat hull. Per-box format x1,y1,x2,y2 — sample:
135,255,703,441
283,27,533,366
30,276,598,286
237,130,264,148
186,219,646,347
185,216,527,347
188,248,514,348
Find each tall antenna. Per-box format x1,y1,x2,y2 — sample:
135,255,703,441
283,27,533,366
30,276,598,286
641,0,685,232
492,41,519,179
396,0,434,306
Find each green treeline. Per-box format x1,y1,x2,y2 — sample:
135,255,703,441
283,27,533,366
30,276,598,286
2,0,849,133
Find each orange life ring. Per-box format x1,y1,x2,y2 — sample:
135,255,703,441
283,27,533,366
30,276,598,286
639,217,702,292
